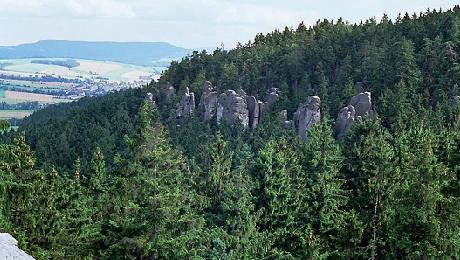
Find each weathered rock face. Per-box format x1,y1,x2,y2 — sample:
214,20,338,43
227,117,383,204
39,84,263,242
198,81,219,120
294,96,321,140
349,92,374,118
449,96,460,108
354,82,365,94
217,90,249,128
335,92,373,137
146,92,154,102
279,110,293,129
0,233,34,259
246,96,260,129
335,105,360,138
160,82,176,103
258,101,265,119
265,87,281,110
176,87,195,120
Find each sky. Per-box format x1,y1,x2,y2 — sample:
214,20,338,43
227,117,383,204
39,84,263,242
0,0,458,49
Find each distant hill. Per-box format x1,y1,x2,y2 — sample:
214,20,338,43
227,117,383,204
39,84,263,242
0,40,192,66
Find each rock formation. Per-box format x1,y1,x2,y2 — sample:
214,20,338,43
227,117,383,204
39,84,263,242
188,82,284,129
449,96,460,108
265,87,281,110
198,81,219,120
354,82,365,94
349,92,374,118
279,110,293,129
246,95,260,129
335,92,373,138
0,233,34,259
258,101,265,118
335,105,360,138
146,92,154,103
170,79,378,142
293,96,321,140
175,87,195,120
160,82,176,103
217,90,249,128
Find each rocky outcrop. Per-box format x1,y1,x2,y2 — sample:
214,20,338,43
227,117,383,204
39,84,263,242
160,82,176,103
265,88,281,110
349,92,374,118
0,233,34,259
198,81,219,120
335,105,360,138
449,96,460,108
294,96,321,140
354,82,365,94
217,90,249,128
246,96,260,129
335,92,374,138
146,92,154,103
279,110,293,129
258,101,265,118
175,87,195,120
190,83,283,129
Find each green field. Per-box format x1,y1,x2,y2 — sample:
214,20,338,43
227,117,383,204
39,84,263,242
0,87,72,104
0,58,157,82
0,58,157,118
0,110,34,119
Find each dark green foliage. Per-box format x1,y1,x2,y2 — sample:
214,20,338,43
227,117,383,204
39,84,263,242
17,88,145,174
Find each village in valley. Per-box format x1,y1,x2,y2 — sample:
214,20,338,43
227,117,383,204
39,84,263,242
0,58,160,121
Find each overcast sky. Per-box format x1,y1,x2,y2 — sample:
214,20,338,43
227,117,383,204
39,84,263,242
0,0,458,49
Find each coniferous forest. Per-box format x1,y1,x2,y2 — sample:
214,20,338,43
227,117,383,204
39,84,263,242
1,6,460,259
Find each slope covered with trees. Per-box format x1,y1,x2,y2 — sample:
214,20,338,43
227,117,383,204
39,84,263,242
1,6,460,259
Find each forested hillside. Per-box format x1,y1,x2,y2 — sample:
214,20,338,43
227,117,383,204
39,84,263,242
1,6,460,259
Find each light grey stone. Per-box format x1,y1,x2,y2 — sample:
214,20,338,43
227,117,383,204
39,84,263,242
335,92,374,138
265,87,281,110
159,82,176,103
294,96,321,140
145,92,154,103
198,81,219,120
335,105,356,138
246,96,260,129
349,92,374,118
217,89,249,128
0,233,34,260
449,96,460,108
176,87,196,120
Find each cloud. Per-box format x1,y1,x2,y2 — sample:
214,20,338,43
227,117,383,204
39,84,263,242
0,0,135,18
215,3,317,27
125,0,318,35
1,0,458,48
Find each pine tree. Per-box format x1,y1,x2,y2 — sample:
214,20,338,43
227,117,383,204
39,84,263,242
298,121,347,258
340,118,396,258
253,137,302,256
383,127,460,258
